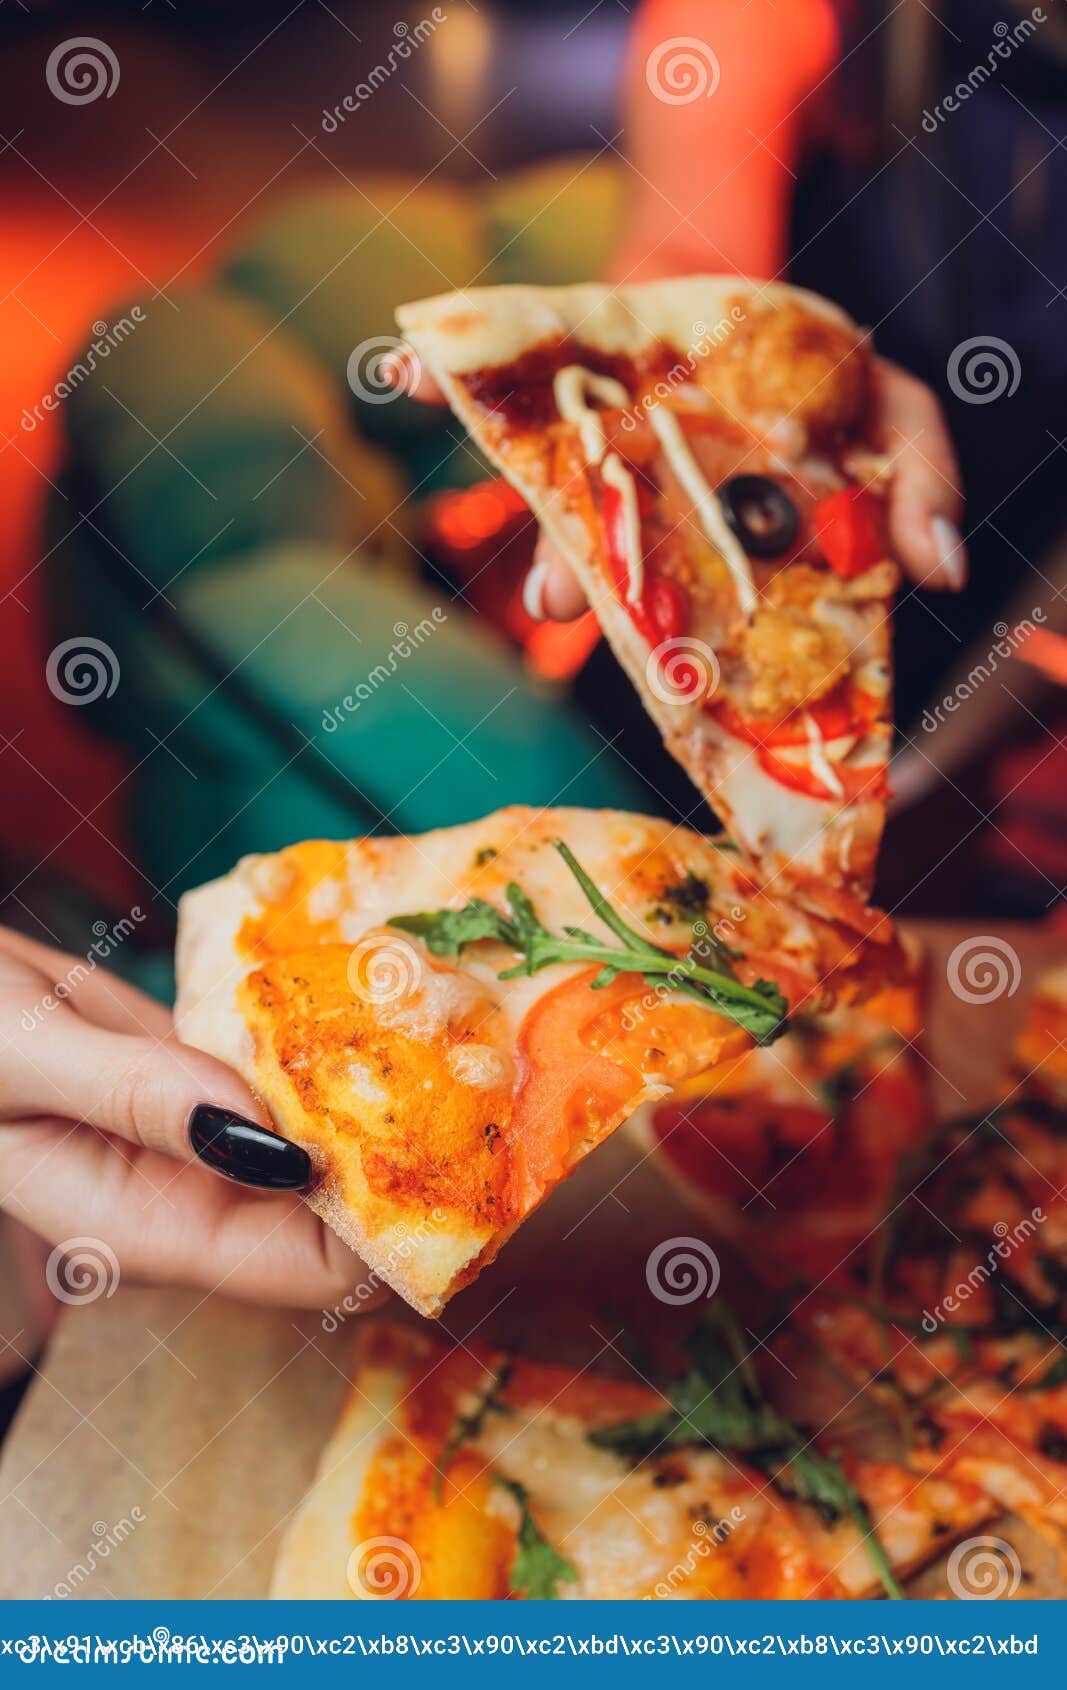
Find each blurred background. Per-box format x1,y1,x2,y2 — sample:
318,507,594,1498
2,0,1067,983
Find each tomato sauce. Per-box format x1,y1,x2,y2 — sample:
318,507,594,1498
460,335,681,432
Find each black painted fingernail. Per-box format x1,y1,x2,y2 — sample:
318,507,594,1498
188,1106,311,1191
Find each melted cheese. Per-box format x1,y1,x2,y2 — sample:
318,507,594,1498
552,365,630,466
448,1043,514,1090
601,452,644,604
373,963,491,1043
648,406,758,616
475,1410,746,1600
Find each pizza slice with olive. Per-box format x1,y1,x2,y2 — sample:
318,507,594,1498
397,278,898,908
271,1317,994,1600
175,806,906,1316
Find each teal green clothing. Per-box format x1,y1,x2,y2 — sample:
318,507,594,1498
44,521,651,901
40,170,649,917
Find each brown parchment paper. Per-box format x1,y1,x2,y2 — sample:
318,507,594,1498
1,922,1063,1601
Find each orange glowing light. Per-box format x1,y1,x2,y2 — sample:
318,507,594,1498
432,480,528,550
525,609,601,683
1016,626,1067,686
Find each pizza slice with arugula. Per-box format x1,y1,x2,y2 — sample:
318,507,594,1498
397,278,898,907
271,1314,994,1600
175,805,906,1317
794,992,1067,1557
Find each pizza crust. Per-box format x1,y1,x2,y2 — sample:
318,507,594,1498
396,276,853,377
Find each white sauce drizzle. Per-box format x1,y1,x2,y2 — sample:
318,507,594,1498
551,365,630,467
601,453,644,605
647,406,758,616
551,364,646,607
803,712,846,800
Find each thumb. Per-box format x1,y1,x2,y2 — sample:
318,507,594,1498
876,357,967,590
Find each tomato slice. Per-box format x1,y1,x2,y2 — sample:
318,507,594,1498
506,968,747,1213
757,745,889,806
812,488,886,579
713,677,881,750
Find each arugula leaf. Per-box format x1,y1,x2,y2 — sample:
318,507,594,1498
589,1304,904,1601
392,899,515,957
389,841,788,1046
494,1476,579,1599
780,1451,905,1602
434,1360,513,1501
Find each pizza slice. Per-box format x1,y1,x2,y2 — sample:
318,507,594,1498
803,1080,1067,1389
911,1366,1067,1555
794,1050,1067,1551
271,1318,994,1600
397,278,898,905
175,806,906,1317
629,971,930,1285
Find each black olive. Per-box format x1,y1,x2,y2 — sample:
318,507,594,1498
719,475,799,559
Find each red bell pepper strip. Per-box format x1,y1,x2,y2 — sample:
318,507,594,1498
812,487,886,579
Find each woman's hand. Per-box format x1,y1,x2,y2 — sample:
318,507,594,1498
0,929,374,1309
389,348,966,619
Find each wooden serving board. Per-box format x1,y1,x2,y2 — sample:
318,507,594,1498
0,921,1063,1601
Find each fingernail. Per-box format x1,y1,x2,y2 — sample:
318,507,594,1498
522,555,551,622
189,1105,311,1191
930,515,967,589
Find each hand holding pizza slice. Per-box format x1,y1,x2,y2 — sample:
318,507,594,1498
175,806,906,1316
